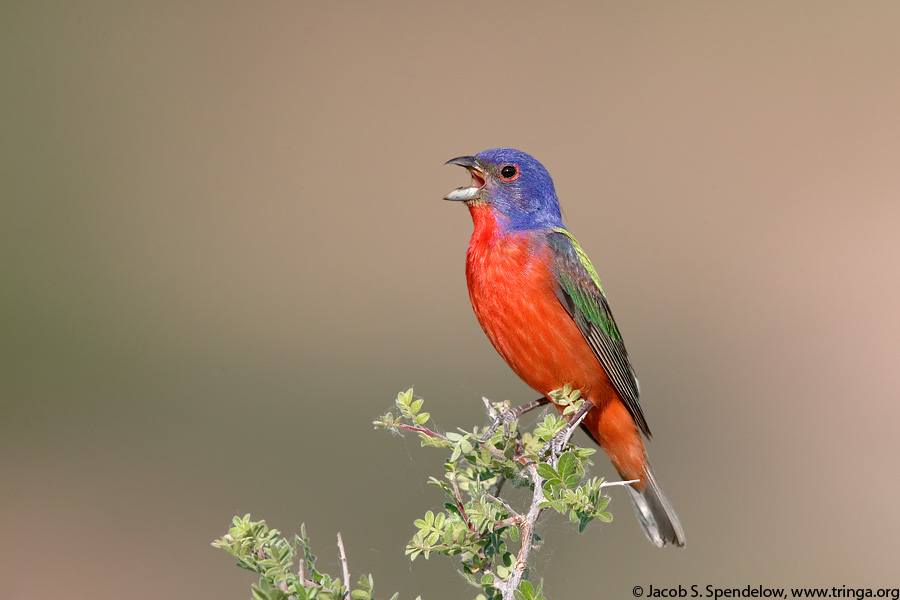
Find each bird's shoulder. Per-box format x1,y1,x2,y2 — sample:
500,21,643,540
545,229,621,336
546,228,604,289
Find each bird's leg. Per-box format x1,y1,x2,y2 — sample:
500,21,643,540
480,397,550,442
540,400,594,464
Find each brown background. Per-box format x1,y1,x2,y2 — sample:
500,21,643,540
3,2,900,599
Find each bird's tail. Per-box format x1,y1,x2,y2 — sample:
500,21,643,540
625,461,686,548
576,402,685,547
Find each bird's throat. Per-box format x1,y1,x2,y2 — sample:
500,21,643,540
467,202,506,247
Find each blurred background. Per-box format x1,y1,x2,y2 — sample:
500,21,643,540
3,1,900,598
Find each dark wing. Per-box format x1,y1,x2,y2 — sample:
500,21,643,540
547,229,650,437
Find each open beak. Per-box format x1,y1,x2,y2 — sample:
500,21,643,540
443,155,486,202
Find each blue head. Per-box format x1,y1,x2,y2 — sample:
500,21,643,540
444,148,564,232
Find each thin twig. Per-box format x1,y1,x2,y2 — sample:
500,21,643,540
337,532,350,599
559,401,592,447
489,474,507,498
482,396,499,419
492,517,521,530
383,422,447,440
600,478,640,488
452,476,477,532
478,439,517,462
484,493,521,521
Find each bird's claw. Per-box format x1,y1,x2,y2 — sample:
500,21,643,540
540,433,570,463
538,400,594,465
480,397,550,443
480,404,517,442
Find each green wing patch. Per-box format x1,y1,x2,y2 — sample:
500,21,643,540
551,228,621,342
553,228,604,292
547,229,649,436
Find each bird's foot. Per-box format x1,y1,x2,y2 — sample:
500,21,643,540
539,400,594,464
481,397,550,442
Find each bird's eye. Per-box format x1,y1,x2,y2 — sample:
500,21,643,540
499,165,519,181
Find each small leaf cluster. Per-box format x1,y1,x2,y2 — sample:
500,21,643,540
213,514,402,600
548,386,583,417
537,452,612,532
376,388,615,600
374,389,431,433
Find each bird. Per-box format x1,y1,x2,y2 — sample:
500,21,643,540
443,148,685,547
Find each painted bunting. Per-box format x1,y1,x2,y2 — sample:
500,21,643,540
444,148,685,547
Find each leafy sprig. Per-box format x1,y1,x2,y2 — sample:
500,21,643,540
374,387,620,600
212,515,405,600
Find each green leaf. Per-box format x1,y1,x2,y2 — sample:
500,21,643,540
535,464,557,480
557,452,575,480
509,525,520,542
